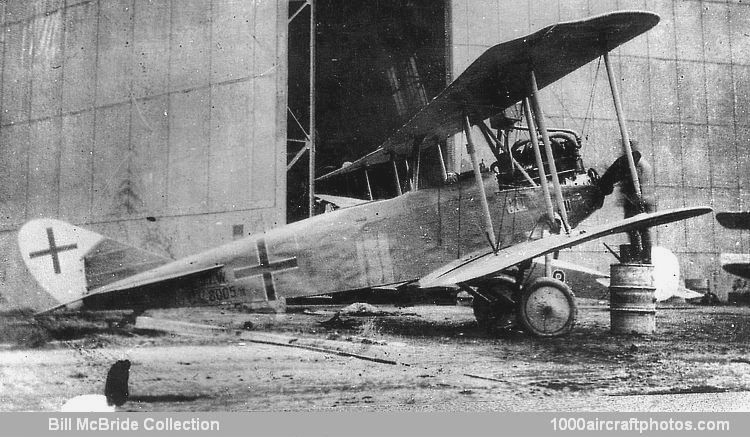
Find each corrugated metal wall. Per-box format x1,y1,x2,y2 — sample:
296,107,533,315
451,0,750,298
0,0,288,309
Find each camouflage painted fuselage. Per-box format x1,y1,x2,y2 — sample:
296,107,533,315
83,173,603,311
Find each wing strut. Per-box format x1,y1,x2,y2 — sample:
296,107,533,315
404,160,413,191
364,168,374,200
391,159,403,196
462,114,496,249
604,53,642,203
523,97,558,277
522,98,556,227
436,143,448,181
411,142,422,191
528,70,571,233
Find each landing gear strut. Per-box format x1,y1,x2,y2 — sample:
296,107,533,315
472,281,517,332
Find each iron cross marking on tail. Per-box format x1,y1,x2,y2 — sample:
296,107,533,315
233,238,298,301
28,228,78,274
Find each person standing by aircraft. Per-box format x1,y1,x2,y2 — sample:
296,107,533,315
597,141,654,262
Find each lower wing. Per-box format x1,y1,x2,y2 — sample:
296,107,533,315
417,206,712,289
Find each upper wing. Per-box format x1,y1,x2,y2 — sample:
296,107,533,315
317,10,659,181
417,206,711,289
716,212,750,230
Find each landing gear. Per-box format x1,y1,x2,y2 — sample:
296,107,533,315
517,277,577,337
469,276,577,337
472,281,517,332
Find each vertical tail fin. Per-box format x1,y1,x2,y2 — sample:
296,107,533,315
19,219,106,307
18,219,170,310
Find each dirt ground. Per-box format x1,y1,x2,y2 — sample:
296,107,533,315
1,299,750,412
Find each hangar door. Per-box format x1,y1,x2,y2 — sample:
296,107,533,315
287,0,447,222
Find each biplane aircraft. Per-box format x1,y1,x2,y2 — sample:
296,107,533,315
18,11,710,336
716,212,750,279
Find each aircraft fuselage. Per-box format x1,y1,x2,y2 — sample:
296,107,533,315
82,173,603,311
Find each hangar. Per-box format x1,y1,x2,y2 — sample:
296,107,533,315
1,0,748,309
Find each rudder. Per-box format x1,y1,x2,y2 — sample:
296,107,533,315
18,219,170,310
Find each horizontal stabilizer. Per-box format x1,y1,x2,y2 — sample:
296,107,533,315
597,278,704,301
673,287,704,300
36,263,224,315
591,247,704,302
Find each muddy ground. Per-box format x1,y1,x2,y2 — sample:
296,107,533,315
1,299,750,412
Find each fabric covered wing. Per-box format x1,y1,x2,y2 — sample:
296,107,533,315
720,253,750,279
417,206,711,289
716,212,750,230
317,11,659,181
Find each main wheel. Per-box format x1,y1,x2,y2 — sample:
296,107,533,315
518,277,577,337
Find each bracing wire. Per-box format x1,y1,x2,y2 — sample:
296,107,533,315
581,58,602,138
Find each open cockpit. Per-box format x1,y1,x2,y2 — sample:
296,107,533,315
494,129,584,189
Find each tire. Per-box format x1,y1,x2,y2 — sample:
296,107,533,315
518,277,577,337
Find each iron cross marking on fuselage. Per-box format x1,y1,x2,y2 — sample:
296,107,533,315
233,238,297,301
28,227,78,274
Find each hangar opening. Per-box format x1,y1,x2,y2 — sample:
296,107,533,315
287,0,448,223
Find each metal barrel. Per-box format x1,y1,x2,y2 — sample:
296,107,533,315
609,263,656,335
